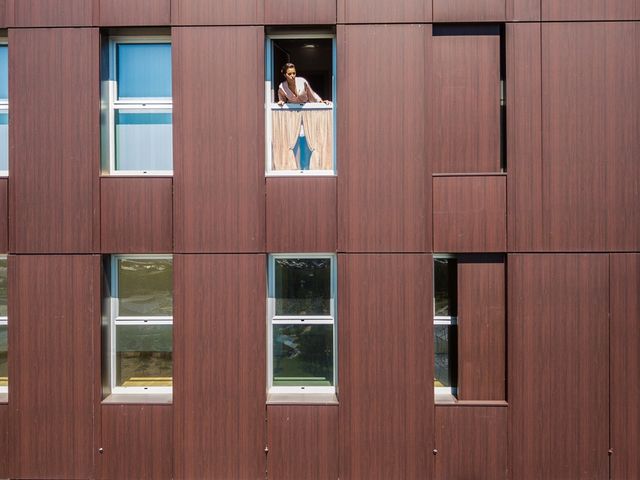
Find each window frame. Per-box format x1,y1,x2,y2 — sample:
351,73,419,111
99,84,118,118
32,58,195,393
0,39,8,177
433,254,458,397
108,254,173,395
0,255,6,394
264,33,337,177
103,36,173,176
267,253,337,394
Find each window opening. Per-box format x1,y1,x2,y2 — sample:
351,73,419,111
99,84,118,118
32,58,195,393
434,255,458,397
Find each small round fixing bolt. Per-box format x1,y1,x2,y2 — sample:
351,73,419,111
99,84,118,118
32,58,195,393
432,449,438,455
98,448,104,454
608,449,614,456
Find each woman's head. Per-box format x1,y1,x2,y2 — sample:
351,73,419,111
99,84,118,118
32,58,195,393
281,62,296,81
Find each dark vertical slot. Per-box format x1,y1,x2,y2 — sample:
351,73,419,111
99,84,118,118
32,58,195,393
500,23,507,172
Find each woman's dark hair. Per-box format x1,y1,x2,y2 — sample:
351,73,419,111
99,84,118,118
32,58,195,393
281,62,296,75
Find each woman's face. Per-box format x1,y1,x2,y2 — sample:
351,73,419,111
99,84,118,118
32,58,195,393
285,67,296,82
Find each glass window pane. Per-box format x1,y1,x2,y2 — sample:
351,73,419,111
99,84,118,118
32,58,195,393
273,324,333,387
0,45,7,100
118,258,172,317
115,111,172,171
0,112,7,172
434,325,457,389
117,43,171,99
116,325,172,387
434,258,457,317
0,325,6,388
275,258,331,316
0,257,6,317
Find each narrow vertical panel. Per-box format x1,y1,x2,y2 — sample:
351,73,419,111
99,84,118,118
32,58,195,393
100,177,173,253
435,406,508,479
0,0,10,27
99,0,170,26
339,254,432,480
0,180,7,252
433,176,506,253
433,0,505,21
172,0,263,25
610,254,640,479
0,404,7,478
457,256,505,401
265,0,335,24
267,405,338,480
174,254,265,480
100,405,173,480
11,0,95,26
506,0,540,20
430,28,501,173
508,254,609,479
506,23,543,252
542,23,612,251
9,255,98,479
173,27,265,253
10,28,99,253
266,177,336,253
542,0,639,20
337,25,429,252
337,0,430,22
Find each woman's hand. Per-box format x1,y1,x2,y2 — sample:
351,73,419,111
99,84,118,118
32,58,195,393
322,100,331,105
277,100,284,106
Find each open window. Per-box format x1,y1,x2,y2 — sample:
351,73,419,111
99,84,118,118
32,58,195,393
265,31,336,175
0,39,8,176
0,256,6,395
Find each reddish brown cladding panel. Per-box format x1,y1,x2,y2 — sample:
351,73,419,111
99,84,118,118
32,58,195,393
433,0,505,21
435,406,508,479
610,254,640,479
265,0,336,24
430,27,501,173
542,0,639,20
266,177,336,253
0,0,9,27
173,254,265,480
0,180,7,253
9,255,98,479
506,23,543,252
508,254,609,480
0,404,7,478
337,0,430,22
457,255,505,401
100,177,173,253
267,405,338,480
10,28,99,254
172,0,263,25
99,0,170,26
337,25,429,253
339,254,433,480
433,176,506,253
506,0,540,20
173,27,265,253
10,0,97,26
100,405,173,480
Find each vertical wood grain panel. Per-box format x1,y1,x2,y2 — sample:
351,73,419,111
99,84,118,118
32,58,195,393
506,23,543,252
433,0,505,21
173,27,265,253
337,25,429,253
430,28,501,173
10,28,99,253
433,176,506,253
542,0,639,20
506,0,541,20
266,177,336,253
0,180,7,253
9,255,98,479
457,256,505,401
339,254,432,480
174,254,265,480
508,254,609,479
610,254,640,479
0,1,9,27
11,0,96,26
337,0,430,22
99,0,170,26
100,177,173,253
172,0,263,25
435,406,508,479
265,0,335,24
100,405,173,480
267,405,338,480
0,404,7,478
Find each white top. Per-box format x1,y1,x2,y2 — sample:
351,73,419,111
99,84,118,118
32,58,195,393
278,77,322,103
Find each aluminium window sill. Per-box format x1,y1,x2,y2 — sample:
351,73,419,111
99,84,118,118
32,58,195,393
102,393,172,405
435,392,508,407
0,392,7,404
267,392,338,405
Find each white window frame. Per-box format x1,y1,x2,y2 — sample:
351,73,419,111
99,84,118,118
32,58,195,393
103,36,172,176
0,39,8,177
433,254,457,396
265,33,337,176
267,254,337,394
0,255,7,394
109,254,173,394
